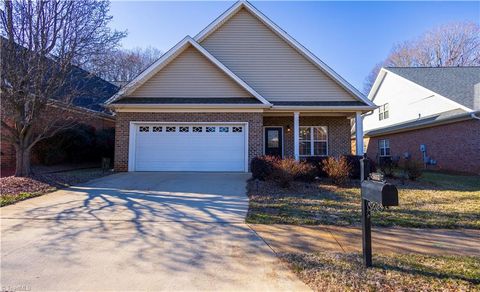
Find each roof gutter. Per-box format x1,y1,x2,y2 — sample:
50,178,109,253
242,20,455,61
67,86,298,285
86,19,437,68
270,105,377,112
365,110,478,137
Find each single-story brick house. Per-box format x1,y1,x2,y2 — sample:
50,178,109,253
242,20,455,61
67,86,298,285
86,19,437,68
361,67,480,174
106,1,376,172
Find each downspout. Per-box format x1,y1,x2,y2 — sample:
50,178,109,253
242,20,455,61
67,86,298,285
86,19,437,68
471,112,480,120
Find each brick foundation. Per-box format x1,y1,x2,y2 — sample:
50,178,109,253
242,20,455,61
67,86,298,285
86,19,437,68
365,120,480,174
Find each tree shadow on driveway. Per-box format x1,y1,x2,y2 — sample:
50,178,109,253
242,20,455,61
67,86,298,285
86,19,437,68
1,173,306,290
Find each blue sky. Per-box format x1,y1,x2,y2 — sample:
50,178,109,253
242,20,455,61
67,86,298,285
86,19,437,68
109,1,480,91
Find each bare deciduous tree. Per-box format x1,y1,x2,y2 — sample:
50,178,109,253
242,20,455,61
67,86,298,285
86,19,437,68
364,21,480,94
85,46,163,83
0,0,125,176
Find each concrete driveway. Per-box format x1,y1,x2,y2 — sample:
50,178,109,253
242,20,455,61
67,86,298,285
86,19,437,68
1,172,309,291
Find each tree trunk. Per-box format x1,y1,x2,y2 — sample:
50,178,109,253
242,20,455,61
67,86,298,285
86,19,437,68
14,145,32,177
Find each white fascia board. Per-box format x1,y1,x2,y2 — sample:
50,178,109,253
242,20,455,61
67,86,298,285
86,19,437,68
105,35,269,106
269,105,377,112
383,68,473,112
194,0,375,107
367,68,388,102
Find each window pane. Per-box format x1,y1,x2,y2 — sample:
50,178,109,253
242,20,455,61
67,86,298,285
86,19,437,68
300,127,311,140
300,141,311,156
313,127,327,141
267,131,279,148
385,148,391,156
313,141,327,156
384,111,389,119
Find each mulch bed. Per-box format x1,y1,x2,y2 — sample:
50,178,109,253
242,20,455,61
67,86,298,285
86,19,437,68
0,176,54,196
1,168,111,206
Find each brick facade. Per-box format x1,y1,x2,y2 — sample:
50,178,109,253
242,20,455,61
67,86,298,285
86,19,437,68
114,112,264,171
114,113,353,172
1,108,115,172
365,120,480,174
263,116,351,158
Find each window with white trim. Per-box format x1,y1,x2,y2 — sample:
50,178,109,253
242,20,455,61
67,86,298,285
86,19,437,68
379,103,389,120
299,126,328,156
379,139,390,156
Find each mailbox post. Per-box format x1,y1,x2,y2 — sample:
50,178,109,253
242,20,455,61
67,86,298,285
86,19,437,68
360,155,398,268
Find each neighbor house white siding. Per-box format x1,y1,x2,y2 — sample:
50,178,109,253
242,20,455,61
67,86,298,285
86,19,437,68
363,72,461,131
130,46,252,98
200,8,356,102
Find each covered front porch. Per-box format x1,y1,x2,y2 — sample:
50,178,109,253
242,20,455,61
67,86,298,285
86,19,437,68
262,111,364,160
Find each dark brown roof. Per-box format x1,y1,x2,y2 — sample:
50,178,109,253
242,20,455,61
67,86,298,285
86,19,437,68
112,97,262,104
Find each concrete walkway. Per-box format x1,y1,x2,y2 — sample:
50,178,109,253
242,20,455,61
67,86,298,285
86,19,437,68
250,224,480,256
1,172,309,291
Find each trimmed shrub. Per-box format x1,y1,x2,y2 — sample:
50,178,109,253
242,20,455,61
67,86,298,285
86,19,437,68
322,156,352,185
251,156,276,180
34,124,115,165
402,159,423,181
342,155,376,179
302,156,329,177
251,156,317,187
379,156,396,178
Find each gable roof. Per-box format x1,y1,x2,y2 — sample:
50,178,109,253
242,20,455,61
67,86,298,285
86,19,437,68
386,67,480,110
105,36,270,106
194,1,375,107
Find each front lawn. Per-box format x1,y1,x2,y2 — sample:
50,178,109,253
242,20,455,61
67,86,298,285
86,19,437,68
282,252,479,291
1,168,111,207
246,171,480,229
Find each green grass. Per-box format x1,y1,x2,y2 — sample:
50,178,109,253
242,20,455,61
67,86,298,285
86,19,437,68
0,192,49,207
282,252,480,291
246,171,480,228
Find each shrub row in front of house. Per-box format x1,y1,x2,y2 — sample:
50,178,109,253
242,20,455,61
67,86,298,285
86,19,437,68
251,155,376,187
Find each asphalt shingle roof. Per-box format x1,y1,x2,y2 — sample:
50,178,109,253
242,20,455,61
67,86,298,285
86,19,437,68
386,67,480,110
112,97,262,104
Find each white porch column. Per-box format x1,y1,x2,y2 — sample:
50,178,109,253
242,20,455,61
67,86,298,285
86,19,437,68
355,111,364,156
293,112,300,161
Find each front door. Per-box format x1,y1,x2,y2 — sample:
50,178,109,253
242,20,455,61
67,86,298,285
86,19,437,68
264,127,283,157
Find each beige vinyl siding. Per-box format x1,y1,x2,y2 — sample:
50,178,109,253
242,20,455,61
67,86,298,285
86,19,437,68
201,8,356,102
130,46,252,98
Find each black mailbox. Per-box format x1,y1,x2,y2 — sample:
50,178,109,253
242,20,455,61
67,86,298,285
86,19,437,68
361,180,398,207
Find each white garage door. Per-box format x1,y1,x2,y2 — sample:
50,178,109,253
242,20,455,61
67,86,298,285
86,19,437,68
131,123,247,172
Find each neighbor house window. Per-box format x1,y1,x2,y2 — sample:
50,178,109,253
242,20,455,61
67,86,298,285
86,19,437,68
379,139,390,156
299,126,328,156
379,103,389,120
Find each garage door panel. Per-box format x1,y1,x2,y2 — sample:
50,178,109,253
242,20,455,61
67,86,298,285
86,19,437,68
133,124,246,172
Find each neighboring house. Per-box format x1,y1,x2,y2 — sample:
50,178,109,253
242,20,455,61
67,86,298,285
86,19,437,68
106,1,376,172
361,67,480,174
0,37,119,172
